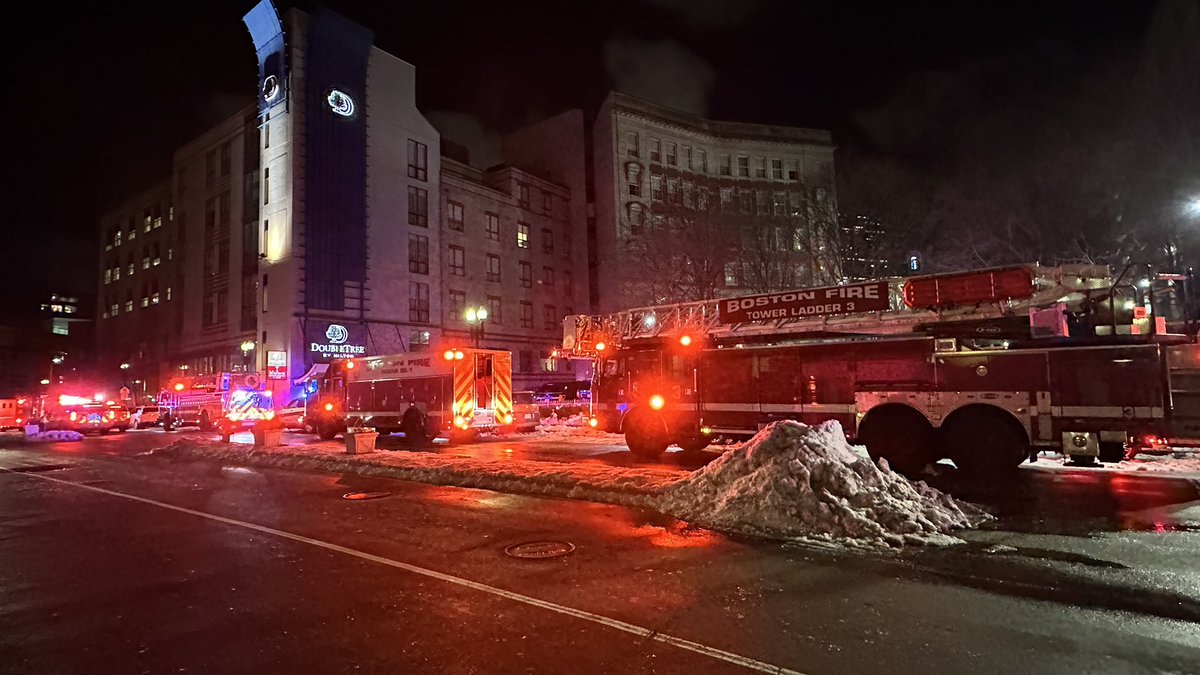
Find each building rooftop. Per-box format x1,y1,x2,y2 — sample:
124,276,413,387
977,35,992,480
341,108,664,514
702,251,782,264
604,91,833,146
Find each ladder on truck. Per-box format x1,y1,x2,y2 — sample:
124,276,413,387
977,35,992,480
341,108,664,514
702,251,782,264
563,264,1123,354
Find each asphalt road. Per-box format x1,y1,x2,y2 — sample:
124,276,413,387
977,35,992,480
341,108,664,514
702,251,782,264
1,431,1199,674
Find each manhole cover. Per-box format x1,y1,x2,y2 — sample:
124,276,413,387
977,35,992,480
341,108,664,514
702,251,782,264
342,491,391,500
504,540,576,559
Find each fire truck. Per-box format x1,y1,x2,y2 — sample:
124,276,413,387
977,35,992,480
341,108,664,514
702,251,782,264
563,264,1200,474
157,372,266,432
306,347,515,441
41,394,131,434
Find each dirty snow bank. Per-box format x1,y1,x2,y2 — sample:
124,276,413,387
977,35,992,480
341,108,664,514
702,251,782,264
23,430,86,442
152,438,678,508
151,420,990,546
659,421,992,546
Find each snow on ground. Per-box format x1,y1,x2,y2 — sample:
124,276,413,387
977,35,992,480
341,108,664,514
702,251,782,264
1029,450,1200,476
149,420,990,547
22,430,86,443
658,421,991,547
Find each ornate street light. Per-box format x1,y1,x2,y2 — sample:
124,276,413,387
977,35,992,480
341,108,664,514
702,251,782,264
464,306,488,347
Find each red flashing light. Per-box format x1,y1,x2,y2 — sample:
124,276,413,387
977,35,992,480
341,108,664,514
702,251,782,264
324,403,334,412
443,350,456,361
174,383,185,392
345,360,355,369
595,342,607,352
649,394,665,411
679,335,692,347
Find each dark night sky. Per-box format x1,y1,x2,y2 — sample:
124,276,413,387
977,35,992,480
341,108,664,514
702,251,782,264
3,0,1162,315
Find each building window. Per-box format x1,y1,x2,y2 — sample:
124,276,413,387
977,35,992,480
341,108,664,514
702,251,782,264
542,229,554,254
408,187,428,227
448,289,465,321
408,234,429,274
114,229,123,247
166,286,172,301
409,330,431,352
665,142,677,166
519,261,532,288
740,190,753,213
407,139,428,181
110,302,119,317
486,212,500,241
262,274,269,313
564,270,574,296
683,182,695,209
755,157,767,178
773,191,787,216
771,158,784,180
448,245,465,276
628,203,645,235
263,118,270,149
543,304,557,330
719,154,732,176
542,192,552,215
518,183,530,209
142,248,150,269
125,296,134,313
144,216,152,233
694,148,707,173
104,268,112,285
447,200,464,231
737,156,750,178
487,295,502,325
486,254,501,282
626,131,639,158
263,168,269,205
409,281,430,323
542,266,555,286
517,222,529,249
220,141,231,177
206,150,216,186
649,138,661,163
520,301,533,328
651,176,663,202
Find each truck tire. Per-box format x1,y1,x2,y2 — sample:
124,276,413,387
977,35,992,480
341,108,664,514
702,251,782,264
162,416,175,432
857,404,937,476
400,408,429,445
942,405,1028,477
317,423,340,441
675,433,711,454
199,410,214,432
624,409,669,458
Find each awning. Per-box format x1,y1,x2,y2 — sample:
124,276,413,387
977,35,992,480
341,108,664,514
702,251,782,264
294,363,329,385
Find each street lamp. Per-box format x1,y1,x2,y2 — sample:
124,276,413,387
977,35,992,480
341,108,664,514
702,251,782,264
239,340,256,373
120,362,130,388
1186,196,1200,217
464,306,488,347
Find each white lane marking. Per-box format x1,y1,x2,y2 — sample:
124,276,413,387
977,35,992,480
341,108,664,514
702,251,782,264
3,468,804,675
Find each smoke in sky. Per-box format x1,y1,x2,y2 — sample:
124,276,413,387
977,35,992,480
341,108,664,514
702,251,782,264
426,111,504,169
603,36,715,116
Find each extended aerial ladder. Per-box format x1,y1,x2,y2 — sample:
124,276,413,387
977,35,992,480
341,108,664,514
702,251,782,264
561,264,1156,355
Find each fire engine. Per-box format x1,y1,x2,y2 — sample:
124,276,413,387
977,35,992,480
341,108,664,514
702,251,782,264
41,394,131,434
157,372,265,432
306,347,514,442
0,397,28,430
563,264,1200,474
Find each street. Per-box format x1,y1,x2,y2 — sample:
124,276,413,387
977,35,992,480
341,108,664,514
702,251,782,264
2,430,1199,674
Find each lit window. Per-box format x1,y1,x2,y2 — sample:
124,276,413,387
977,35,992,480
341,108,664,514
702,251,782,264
125,299,134,313
517,222,529,249
166,287,172,301
151,292,160,305
104,269,112,285
141,296,149,308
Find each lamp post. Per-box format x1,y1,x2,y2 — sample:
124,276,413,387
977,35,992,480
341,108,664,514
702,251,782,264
239,340,256,373
120,362,130,387
463,306,488,348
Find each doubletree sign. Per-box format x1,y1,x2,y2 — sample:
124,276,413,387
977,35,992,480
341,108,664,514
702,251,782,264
306,322,367,361
718,281,891,324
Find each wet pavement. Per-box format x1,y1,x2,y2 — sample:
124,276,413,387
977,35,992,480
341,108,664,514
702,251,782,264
1,430,1199,673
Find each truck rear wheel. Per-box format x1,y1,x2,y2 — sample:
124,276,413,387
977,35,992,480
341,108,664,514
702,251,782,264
317,423,340,441
199,411,214,432
943,405,1028,477
624,409,669,458
857,404,936,475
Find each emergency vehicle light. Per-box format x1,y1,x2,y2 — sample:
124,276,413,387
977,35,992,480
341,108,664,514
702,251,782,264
324,403,334,412
503,413,513,424
59,395,92,406
443,350,455,361
588,417,599,428
595,342,606,352
454,350,464,360
174,383,185,392
649,395,665,410
679,335,692,346
345,361,355,369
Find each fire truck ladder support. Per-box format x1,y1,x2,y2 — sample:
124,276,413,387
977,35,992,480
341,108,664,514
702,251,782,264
563,264,1117,352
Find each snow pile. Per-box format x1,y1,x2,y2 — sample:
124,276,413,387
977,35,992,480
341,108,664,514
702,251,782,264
24,430,86,443
1128,451,1200,474
657,420,991,546
536,413,587,429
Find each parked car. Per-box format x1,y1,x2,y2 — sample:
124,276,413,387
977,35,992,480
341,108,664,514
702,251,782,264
509,391,540,432
131,405,161,429
276,397,309,431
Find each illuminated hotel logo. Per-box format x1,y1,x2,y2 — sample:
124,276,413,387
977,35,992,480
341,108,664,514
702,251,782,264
325,89,356,118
